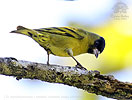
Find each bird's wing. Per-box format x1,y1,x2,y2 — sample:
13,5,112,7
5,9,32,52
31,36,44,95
34,27,85,40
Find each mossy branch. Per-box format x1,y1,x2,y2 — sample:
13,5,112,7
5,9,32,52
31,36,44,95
0,57,132,99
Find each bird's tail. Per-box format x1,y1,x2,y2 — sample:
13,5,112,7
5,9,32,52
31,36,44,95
10,26,50,45
10,26,38,38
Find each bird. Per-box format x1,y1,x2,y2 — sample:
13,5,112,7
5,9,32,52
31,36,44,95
10,26,105,69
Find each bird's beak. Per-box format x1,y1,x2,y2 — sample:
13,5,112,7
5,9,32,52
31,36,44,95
93,48,100,58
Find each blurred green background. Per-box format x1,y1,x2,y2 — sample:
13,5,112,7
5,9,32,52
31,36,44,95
0,0,132,100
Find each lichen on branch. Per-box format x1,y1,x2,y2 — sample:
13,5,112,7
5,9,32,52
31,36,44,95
0,57,132,100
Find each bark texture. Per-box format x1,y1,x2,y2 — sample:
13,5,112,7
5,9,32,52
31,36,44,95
0,57,132,100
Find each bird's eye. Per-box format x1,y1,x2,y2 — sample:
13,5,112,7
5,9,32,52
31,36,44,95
95,41,99,47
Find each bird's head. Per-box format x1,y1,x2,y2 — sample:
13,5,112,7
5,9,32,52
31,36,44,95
88,37,105,58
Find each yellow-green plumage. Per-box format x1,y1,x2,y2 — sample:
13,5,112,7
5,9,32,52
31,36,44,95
11,26,105,69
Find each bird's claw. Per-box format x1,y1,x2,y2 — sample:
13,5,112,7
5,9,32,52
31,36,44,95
75,63,87,70
5,57,18,62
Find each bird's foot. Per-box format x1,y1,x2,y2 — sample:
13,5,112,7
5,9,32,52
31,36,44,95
75,63,87,70
5,57,18,62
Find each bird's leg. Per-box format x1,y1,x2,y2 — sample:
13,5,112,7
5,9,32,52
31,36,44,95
47,50,50,66
67,48,87,70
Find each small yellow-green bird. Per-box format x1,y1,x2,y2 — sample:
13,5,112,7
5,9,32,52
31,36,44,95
11,26,105,69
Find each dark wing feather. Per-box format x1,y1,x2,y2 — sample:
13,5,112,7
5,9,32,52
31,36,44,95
34,27,84,39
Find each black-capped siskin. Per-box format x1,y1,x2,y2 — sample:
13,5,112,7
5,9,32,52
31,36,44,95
10,26,105,69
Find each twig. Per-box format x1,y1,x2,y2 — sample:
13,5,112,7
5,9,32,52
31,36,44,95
0,57,132,99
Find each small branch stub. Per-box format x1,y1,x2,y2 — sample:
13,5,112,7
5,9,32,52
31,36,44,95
0,57,132,100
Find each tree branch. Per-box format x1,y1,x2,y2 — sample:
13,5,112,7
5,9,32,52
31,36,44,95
0,57,132,99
